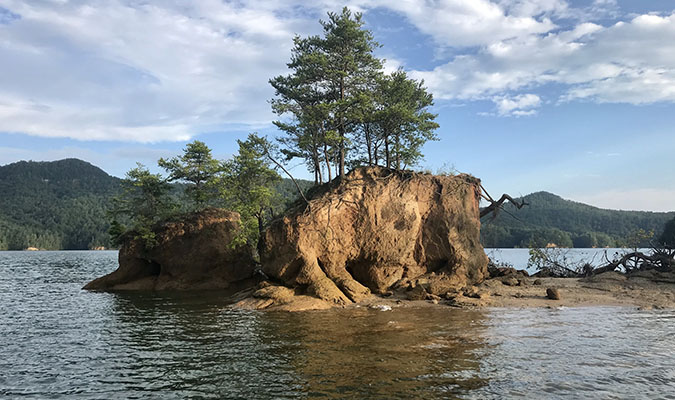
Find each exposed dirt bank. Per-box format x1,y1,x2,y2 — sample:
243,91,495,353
254,166,487,309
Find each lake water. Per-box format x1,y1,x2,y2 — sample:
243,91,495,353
1,250,675,399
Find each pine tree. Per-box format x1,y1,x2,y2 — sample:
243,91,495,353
374,70,439,170
109,163,175,248
221,134,281,247
320,7,383,177
270,7,382,181
158,140,222,209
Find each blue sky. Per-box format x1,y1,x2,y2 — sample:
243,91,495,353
1,0,674,211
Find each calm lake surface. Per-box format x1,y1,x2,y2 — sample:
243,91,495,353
1,250,675,399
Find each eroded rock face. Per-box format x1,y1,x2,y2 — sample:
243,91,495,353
84,208,255,291
259,167,488,307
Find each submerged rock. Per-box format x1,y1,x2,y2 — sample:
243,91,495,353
84,208,255,291
258,166,488,308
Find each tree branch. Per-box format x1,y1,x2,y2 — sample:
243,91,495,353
263,149,309,205
479,185,528,219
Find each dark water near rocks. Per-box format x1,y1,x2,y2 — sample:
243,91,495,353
1,251,675,399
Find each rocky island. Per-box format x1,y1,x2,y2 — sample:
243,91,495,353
84,166,675,311
86,167,488,309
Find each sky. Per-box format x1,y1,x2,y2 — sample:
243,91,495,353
0,0,674,211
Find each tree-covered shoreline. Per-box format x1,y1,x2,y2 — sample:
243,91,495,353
1,158,672,251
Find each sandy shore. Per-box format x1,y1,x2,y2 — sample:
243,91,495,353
349,270,675,311
234,269,675,311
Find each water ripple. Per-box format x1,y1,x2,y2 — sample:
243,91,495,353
1,251,675,399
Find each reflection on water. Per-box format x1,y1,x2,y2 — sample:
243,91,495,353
257,308,489,398
1,251,675,399
104,293,490,398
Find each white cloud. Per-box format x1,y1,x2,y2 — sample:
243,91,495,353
494,94,541,116
0,0,318,142
572,188,675,213
381,57,404,74
408,11,675,108
372,0,559,48
2,0,675,141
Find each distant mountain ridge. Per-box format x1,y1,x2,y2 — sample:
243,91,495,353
1,159,672,250
0,159,122,250
481,191,674,248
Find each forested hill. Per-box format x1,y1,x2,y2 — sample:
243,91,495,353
0,159,122,250
481,191,675,248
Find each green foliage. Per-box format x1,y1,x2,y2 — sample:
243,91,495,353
481,191,674,248
158,140,222,209
221,134,282,248
108,220,126,246
660,217,675,248
271,7,437,181
370,70,439,169
109,163,175,249
623,228,654,250
0,157,313,251
0,159,121,250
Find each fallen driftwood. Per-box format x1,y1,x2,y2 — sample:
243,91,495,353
527,247,675,278
593,248,675,275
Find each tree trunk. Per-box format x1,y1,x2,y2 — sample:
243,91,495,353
312,150,322,185
384,136,390,168
479,186,528,219
373,138,380,166
365,124,373,165
257,212,264,237
338,76,345,177
395,134,401,170
324,143,332,182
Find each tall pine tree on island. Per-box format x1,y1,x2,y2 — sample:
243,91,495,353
270,7,438,181
370,70,439,170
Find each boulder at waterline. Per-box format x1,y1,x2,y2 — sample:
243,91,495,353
84,208,255,291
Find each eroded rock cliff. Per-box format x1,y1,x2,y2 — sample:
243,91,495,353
84,208,255,291
245,167,488,309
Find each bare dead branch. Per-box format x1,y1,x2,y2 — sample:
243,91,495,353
479,184,528,219
592,251,675,275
